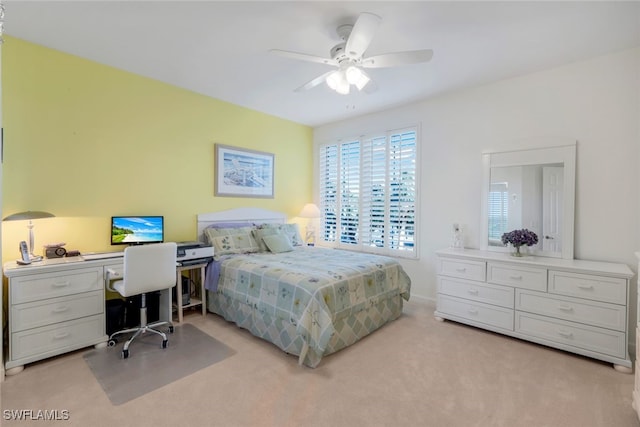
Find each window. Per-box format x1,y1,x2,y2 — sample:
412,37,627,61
319,127,418,258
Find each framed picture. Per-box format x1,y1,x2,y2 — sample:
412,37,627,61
214,144,275,198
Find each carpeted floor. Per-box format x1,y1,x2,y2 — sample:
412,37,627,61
1,300,638,427
83,323,235,405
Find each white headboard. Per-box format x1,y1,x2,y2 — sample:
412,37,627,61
197,208,287,242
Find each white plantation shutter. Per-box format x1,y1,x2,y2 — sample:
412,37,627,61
319,144,338,242
360,136,387,251
388,130,417,252
339,141,360,246
318,126,418,258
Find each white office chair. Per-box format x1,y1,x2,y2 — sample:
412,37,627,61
106,242,177,359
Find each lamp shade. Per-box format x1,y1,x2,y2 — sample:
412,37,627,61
3,211,55,221
298,203,321,219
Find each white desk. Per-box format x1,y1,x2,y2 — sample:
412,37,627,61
2,255,208,375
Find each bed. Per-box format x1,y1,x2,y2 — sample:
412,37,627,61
197,208,411,368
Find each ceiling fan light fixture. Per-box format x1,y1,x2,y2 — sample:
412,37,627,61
326,70,350,95
336,79,350,95
354,71,371,91
345,66,364,84
326,70,341,90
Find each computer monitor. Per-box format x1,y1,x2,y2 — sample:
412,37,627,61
111,216,164,245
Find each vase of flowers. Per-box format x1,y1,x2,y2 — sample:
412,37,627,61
501,229,538,257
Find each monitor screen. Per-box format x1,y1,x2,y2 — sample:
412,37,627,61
111,216,164,245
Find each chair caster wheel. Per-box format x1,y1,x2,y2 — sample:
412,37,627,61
108,339,117,347
162,340,168,349
168,326,174,334
122,349,129,359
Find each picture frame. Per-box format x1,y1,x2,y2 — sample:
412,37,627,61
214,144,275,198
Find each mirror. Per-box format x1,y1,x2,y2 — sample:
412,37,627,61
480,143,576,259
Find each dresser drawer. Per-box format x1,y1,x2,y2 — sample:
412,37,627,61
438,276,514,308
438,258,486,281
11,290,104,332
437,294,513,331
11,315,105,361
487,263,547,291
515,290,626,332
548,270,626,304
515,312,626,359
11,267,103,304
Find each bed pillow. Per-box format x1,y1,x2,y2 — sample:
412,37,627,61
255,223,304,247
262,234,294,253
204,226,260,255
252,227,283,252
279,223,304,246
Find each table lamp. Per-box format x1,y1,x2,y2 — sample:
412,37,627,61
3,210,55,261
298,203,321,246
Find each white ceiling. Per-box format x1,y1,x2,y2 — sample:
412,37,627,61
5,1,640,127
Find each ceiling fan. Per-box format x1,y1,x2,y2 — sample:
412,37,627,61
270,12,433,95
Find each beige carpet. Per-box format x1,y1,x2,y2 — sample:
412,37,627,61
1,300,637,427
84,323,235,405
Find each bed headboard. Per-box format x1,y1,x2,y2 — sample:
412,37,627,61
196,208,287,242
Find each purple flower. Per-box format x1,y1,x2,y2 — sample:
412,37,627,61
501,229,538,247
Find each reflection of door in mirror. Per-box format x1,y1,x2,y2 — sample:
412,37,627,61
542,166,563,252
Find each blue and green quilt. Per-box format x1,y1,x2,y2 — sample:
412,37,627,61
213,246,411,361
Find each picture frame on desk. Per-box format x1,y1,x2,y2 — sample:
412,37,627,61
214,144,274,198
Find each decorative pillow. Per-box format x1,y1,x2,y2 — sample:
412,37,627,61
279,223,304,246
255,223,304,247
204,226,260,255
252,227,283,252
262,234,294,253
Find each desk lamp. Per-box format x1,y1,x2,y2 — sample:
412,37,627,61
298,203,321,246
3,210,55,261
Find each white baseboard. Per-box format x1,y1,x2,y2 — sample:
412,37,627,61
406,294,435,305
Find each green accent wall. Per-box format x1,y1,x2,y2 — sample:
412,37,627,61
1,36,313,259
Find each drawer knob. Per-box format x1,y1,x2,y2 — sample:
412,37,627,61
51,281,70,288
52,331,70,340
578,284,594,290
467,288,479,295
468,308,479,315
557,305,574,312
52,306,70,314
558,330,573,339
509,275,523,280
455,268,467,273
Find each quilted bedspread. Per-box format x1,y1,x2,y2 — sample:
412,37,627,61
216,246,411,355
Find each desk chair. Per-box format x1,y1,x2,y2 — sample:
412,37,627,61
106,242,177,359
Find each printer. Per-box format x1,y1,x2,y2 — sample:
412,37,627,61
176,241,214,265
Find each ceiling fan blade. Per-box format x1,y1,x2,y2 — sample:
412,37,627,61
361,49,434,68
294,70,336,92
345,12,381,59
269,49,337,66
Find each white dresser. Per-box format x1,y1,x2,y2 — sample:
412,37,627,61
633,252,640,417
435,248,634,371
3,258,122,375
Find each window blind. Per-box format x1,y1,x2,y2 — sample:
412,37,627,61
319,127,418,258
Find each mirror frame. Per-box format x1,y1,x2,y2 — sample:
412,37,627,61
480,143,576,259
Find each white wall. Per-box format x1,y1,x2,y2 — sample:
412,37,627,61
314,47,640,305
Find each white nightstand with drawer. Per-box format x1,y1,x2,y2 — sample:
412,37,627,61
435,248,634,372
